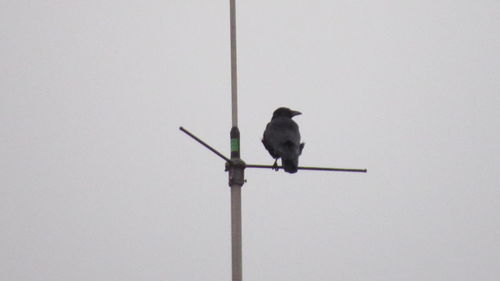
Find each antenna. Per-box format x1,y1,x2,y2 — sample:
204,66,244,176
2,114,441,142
180,1,366,280
228,1,243,280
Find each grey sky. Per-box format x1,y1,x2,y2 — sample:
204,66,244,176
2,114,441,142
1,1,499,280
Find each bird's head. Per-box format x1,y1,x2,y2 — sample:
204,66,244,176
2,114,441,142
272,107,302,119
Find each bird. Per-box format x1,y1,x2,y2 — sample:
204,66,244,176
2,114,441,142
262,107,305,173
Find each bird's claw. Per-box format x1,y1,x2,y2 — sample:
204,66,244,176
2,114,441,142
272,160,279,171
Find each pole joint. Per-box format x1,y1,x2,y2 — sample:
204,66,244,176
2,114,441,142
226,158,246,187
228,126,245,187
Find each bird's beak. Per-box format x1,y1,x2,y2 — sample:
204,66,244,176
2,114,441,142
291,110,302,117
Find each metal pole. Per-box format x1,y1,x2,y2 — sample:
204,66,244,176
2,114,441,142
228,1,243,281
230,0,238,128
230,185,242,281
228,128,244,281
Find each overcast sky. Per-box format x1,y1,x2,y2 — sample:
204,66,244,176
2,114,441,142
1,1,500,280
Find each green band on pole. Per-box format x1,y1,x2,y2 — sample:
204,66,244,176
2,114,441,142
231,138,239,152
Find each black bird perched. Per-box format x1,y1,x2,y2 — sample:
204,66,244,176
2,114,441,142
262,107,305,173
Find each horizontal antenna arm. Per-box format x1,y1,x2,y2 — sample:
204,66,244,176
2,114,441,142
246,164,367,173
179,126,230,162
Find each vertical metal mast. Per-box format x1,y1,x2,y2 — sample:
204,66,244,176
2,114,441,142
230,0,238,127
228,0,244,281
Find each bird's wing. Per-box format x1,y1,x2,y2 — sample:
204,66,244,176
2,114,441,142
262,122,280,158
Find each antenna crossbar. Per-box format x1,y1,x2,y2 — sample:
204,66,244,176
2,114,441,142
246,164,367,173
179,127,230,162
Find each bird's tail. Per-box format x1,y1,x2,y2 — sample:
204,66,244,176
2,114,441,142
282,158,298,173
281,141,300,173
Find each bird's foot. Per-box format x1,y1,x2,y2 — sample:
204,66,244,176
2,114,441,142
272,160,279,171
